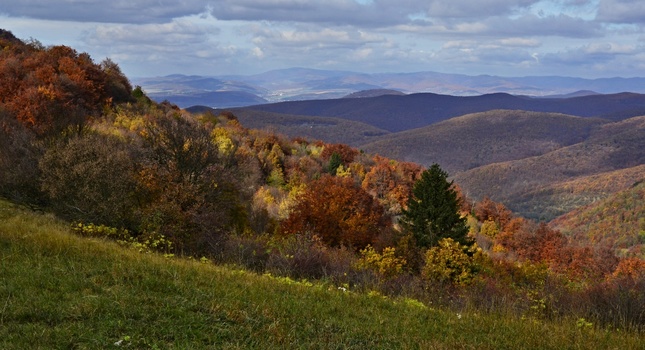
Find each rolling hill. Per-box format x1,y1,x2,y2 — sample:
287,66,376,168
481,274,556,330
198,104,645,222
358,110,605,174
452,116,645,220
237,92,645,132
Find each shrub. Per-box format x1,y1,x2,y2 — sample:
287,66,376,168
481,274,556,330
39,132,140,228
356,245,406,279
421,238,485,286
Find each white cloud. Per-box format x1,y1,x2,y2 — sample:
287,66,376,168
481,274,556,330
0,0,643,77
498,37,542,47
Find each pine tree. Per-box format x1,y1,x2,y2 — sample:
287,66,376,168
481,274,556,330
401,163,470,248
327,152,342,175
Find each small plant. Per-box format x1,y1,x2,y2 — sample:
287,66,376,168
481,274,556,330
71,222,130,240
576,318,593,329
72,222,173,255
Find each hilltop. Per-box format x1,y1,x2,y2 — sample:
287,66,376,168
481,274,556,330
359,110,605,174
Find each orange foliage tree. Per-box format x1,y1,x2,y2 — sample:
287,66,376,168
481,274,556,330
362,156,423,215
281,175,390,249
0,33,132,136
321,143,359,165
474,197,512,230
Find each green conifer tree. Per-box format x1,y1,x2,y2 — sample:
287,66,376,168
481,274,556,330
327,152,342,175
401,163,470,248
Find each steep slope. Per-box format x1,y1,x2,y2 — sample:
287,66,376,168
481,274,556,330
550,180,645,255
359,110,605,174
453,116,645,220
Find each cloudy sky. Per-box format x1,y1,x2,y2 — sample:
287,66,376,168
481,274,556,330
1,0,644,78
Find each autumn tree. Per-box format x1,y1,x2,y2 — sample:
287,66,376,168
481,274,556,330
321,143,358,165
362,156,423,216
137,110,246,253
281,175,390,249
474,197,513,230
400,163,470,248
0,36,132,137
0,108,43,205
39,132,140,228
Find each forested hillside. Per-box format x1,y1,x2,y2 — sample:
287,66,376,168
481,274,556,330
360,110,605,174
453,116,645,220
551,180,645,255
1,29,644,334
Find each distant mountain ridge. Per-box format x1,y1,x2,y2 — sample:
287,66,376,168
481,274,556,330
133,68,645,108
236,92,645,132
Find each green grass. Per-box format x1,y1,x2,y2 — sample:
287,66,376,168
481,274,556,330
0,199,642,349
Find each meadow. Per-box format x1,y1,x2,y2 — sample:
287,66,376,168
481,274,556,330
1,200,642,349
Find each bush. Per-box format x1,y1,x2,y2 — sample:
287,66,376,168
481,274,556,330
39,132,140,228
356,245,406,279
421,238,486,286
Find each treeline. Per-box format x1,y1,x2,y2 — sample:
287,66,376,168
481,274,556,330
1,29,644,330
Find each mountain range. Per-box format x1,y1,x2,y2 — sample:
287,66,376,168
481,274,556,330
133,68,645,108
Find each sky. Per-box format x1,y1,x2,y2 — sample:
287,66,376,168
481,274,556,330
1,0,644,79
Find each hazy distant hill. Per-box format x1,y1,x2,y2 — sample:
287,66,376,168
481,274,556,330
134,68,645,108
133,74,268,108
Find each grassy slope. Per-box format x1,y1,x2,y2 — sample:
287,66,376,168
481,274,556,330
0,200,643,349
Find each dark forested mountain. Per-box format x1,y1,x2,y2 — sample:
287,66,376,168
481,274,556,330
236,92,645,132
343,89,405,98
